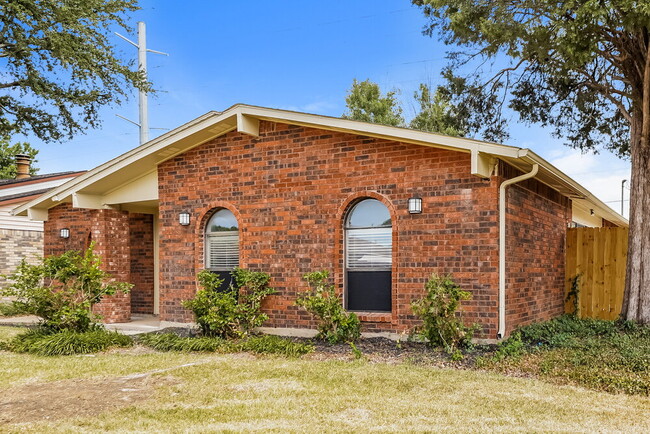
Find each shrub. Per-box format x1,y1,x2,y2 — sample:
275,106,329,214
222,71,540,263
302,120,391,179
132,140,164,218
7,327,132,356
411,273,475,354
182,268,276,338
0,244,132,332
0,301,28,317
295,270,360,344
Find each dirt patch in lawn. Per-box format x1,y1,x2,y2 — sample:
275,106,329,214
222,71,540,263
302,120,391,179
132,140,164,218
303,337,493,368
0,374,177,424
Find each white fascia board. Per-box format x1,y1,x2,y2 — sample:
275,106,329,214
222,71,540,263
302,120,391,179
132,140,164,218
239,105,524,158
13,111,224,216
520,150,628,227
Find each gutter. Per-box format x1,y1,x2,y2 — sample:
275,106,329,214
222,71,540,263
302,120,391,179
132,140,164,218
497,163,539,339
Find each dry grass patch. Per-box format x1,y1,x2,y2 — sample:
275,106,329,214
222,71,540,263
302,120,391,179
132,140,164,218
3,353,650,432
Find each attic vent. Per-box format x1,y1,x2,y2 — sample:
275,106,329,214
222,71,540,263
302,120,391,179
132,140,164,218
158,147,180,157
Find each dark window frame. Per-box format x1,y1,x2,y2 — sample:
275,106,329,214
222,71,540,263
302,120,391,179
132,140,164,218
344,199,393,313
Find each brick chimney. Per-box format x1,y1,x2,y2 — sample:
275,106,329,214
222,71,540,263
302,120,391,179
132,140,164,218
15,154,31,179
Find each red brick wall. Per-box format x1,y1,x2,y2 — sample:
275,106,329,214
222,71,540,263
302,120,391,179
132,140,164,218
44,203,134,323
158,121,501,337
501,163,571,334
129,214,154,314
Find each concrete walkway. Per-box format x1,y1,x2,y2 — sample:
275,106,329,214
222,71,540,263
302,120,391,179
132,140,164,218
0,315,193,336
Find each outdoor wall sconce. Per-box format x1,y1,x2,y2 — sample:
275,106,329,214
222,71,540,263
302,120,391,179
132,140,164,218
590,209,595,216
408,195,423,214
179,212,191,226
60,228,70,239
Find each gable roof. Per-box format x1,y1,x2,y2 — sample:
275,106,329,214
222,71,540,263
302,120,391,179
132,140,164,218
12,104,627,227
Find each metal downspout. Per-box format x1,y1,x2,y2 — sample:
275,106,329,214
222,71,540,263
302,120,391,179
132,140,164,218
498,163,539,339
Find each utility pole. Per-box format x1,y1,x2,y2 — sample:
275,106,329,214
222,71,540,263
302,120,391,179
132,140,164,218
622,179,627,217
115,22,168,145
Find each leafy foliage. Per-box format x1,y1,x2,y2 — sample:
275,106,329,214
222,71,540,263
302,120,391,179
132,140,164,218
342,77,508,142
241,335,314,357
0,137,38,179
295,270,360,344
0,244,132,332
6,327,132,356
0,0,150,142
342,79,405,126
565,274,581,317
183,268,276,338
409,83,464,136
137,332,313,357
411,273,475,354
412,0,642,156
483,316,650,395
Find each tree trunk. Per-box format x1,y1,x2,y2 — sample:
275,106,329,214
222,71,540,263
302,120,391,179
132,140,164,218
622,115,650,323
622,43,650,323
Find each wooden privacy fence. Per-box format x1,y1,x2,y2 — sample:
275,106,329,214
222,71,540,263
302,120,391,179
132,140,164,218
565,227,628,320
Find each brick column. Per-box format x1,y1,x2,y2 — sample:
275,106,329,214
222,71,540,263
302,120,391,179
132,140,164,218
92,209,132,323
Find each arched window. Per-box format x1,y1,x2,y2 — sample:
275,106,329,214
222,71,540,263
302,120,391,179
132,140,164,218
205,209,239,289
345,199,392,312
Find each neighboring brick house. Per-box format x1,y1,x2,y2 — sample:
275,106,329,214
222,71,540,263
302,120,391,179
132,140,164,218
0,167,83,286
13,105,627,339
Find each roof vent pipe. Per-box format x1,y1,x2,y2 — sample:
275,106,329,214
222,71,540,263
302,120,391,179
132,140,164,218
497,163,539,339
14,154,32,179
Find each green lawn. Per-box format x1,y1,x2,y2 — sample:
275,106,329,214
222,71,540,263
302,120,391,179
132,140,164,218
1,325,649,432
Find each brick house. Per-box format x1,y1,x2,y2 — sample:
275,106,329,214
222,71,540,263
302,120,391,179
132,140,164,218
1,163,83,286
13,105,627,339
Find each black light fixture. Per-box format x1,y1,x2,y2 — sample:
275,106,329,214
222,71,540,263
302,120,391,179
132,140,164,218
408,194,423,214
60,228,70,239
590,209,595,216
179,212,191,226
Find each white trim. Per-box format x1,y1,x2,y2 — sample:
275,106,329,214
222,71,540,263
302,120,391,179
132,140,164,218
12,104,627,228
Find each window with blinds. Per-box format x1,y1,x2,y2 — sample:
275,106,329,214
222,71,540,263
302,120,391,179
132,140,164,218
206,232,239,270
205,209,239,272
346,227,392,270
345,199,392,312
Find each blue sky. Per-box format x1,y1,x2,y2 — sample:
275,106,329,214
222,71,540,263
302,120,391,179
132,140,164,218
20,0,631,216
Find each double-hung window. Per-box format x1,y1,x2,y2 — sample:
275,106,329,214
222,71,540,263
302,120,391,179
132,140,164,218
205,209,239,290
345,199,392,312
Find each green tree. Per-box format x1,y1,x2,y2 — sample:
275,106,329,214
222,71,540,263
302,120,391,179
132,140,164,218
412,0,650,323
410,83,464,136
0,0,149,142
0,137,38,179
343,79,405,126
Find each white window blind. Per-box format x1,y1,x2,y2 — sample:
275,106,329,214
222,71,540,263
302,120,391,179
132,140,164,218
346,227,392,270
207,233,239,270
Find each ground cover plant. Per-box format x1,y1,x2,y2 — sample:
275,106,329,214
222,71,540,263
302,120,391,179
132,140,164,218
4,327,132,356
481,315,650,395
137,332,313,357
295,270,360,343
